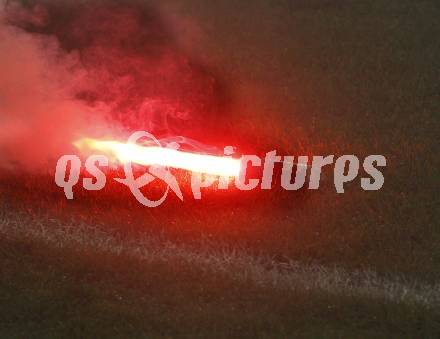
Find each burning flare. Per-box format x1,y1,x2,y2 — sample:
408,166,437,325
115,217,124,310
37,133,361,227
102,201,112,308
74,138,241,177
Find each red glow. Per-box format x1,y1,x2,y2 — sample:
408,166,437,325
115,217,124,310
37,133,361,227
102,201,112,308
74,138,241,177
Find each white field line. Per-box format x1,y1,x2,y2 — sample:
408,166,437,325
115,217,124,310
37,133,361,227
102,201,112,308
0,211,439,308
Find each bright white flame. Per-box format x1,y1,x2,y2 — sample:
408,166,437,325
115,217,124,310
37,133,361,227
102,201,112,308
74,138,241,177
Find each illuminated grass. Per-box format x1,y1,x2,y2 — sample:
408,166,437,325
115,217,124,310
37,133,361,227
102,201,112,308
1,209,438,309
1,210,439,337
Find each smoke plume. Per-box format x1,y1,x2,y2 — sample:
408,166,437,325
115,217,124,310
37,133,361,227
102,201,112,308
0,0,221,170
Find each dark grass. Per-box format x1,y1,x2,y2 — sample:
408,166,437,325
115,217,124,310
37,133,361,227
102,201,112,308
0,0,439,336
1,236,439,338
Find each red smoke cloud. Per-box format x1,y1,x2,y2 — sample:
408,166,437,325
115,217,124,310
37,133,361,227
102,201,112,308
0,0,223,170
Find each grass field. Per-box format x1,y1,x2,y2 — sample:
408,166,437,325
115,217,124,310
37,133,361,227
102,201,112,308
1,0,439,337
